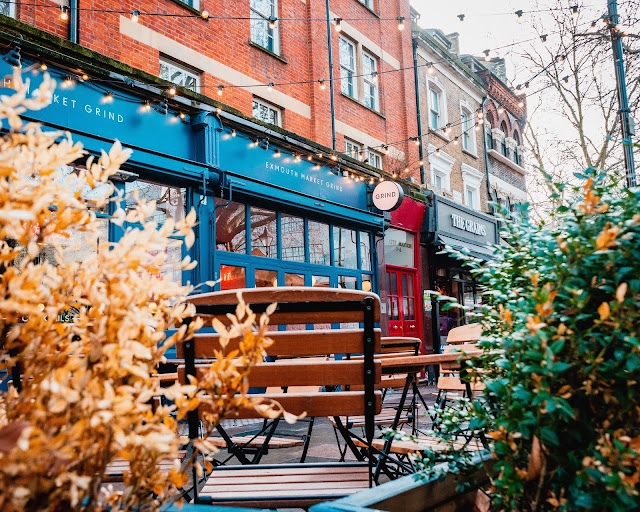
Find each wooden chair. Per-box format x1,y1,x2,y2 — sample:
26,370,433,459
180,287,383,509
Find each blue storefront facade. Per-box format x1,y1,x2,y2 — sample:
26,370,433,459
1,57,384,296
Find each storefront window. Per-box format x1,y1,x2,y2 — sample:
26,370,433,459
220,265,246,290
312,275,330,287
360,231,372,271
281,214,305,262
309,221,330,265
215,198,246,253
334,227,357,268
255,268,278,287
338,275,357,289
285,272,304,287
384,228,415,268
126,180,185,223
251,207,277,258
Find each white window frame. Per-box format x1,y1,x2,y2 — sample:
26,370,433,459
426,77,447,132
182,0,200,9
158,57,200,92
359,0,373,9
460,102,477,154
362,51,379,111
427,143,454,192
461,163,483,211
344,138,362,159
339,37,357,99
368,150,383,170
250,0,279,54
252,97,282,127
1,1,15,17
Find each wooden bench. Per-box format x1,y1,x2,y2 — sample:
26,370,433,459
180,287,383,509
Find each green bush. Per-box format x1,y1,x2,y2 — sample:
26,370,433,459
430,170,640,511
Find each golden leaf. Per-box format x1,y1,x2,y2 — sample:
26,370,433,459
598,302,610,321
616,282,627,303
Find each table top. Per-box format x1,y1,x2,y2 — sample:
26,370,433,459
380,350,482,374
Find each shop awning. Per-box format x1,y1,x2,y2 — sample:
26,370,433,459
437,233,495,261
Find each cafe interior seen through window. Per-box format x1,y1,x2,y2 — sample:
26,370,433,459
214,195,375,291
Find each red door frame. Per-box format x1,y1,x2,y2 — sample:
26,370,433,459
386,264,421,340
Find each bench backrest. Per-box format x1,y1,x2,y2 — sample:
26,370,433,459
445,323,482,344
180,287,383,442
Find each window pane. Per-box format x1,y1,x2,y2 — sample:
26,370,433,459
281,214,305,262
390,272,397,294
384,229,415,267
435,174,442,189
158,60,199,92
467,189,474,208
334,227,357,268
309,221,330,265
255,268,278,288
215,198,246,253
285,272,305,287
220,265,246,290
360,231,372,271
126,180,186,223
251,207,277,258
338,275,357,289
312,275,330,287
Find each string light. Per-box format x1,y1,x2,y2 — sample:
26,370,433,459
540,34,547,42
131,10,140,23
179,112,186,119
201,11,209,20
515,10,523,18
392,172,398,178
414,136,420,146
524,82,530,89
268,16,277,29
457,14,465,22
64,75,73,86
40,63,47,71
371,71,378,82
518,100,525,108
217,85,224,96
331,154,338,161
81,73,89,81
397,17,405,31
168,84,177,95
103,91,113,103
307,155,313,161
453,136,459,145
334,18,342,32
60,6,69,21
477,111,484,120
404,167,409,173
216,107,222,114
267,82,274,92
483,49,491,61
273,149,281,157
497,106,505,114
562,75,569,83
570,5,578,15
231,129,237,137
427,62,435,74
556,54,565,62
318,78,326,90
143,100,151,111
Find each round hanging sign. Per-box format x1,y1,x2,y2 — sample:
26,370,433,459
372,181,404,211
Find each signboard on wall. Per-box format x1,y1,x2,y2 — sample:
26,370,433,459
372,181,403,211
220,137,368,211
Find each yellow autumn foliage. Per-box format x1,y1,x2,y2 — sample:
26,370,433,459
0,68,277,511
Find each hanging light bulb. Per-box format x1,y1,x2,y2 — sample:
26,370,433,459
435,148,441,155
231,129,237,137
268,16,277,29
515,9,523,18
318,78,326,90
335,18,342,32
589,20,597,29
414,137,421,146
477,111,484,119
331,154,338,161
562,75,569,83
143,100,151,111
453,136,459,145
40,63,48,71
475,123,481,131
201,11,209,20
317,152,323,158
307,155,313,161
518,100,525,108
392,172,398,178
131,10,140,23
179,112,186,120
267,82,274,92
295,154,301,162
427,62,435,74
524,82,530,89
379,177,385,182
371,71,378,82
216,107,222,114
444,123,452,135
168,84,177,95
404,167,409,173
570,5,578,15
217,85,224,96
273,149,281,157
104,91,113,103
419,160,424,166
540,34,548,43
60,6,70,21
81,73,89,81
556,54,565,63
397,17,405,31
64,75,73,87
457,14,465,22
497,106,505,114
369,177,374,184
483,49,491,62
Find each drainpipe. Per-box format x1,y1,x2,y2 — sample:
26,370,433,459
412,38,425,184
480,96,492,205
325,0,337,151
69,0,79,43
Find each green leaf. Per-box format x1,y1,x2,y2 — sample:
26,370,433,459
540,427,560,446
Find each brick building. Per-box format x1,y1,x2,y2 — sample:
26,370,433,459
0,0,419,328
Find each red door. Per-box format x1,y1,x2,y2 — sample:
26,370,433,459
386,268,419,339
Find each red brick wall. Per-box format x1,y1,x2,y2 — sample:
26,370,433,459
14,0,418,171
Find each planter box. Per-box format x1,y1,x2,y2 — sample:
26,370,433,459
310,453,492,512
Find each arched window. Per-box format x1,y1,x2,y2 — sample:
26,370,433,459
513,131,521,165
500,121,508,157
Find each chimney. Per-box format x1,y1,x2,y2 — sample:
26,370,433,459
446,32,460,54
